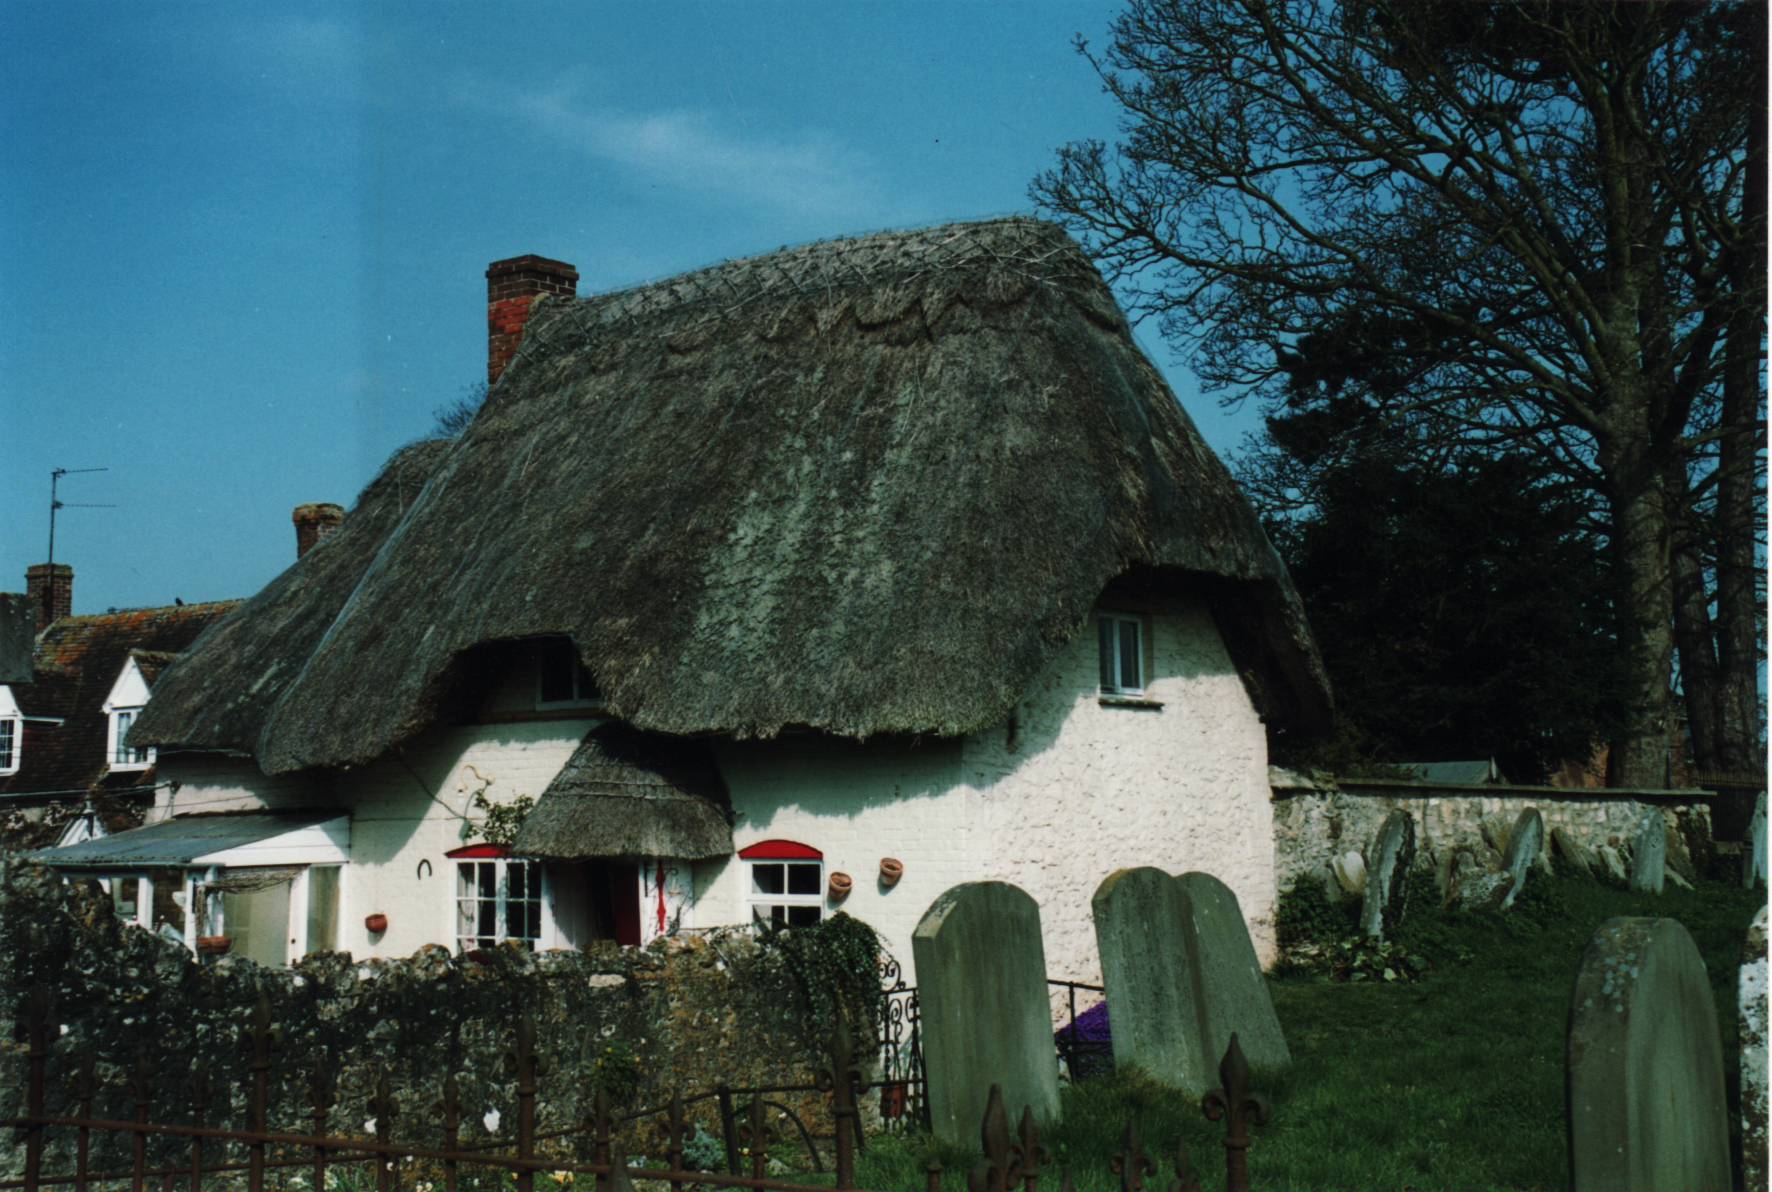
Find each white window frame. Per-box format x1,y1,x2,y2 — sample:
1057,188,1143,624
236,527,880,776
0,715,19,776
534,639,603,710
746,858,824,928
453,853,553,952
1097,611,1147,696
108,706,152,771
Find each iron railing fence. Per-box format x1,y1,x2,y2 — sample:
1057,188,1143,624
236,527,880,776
6,985,1267,1192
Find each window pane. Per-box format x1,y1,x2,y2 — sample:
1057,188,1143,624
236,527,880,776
509,863,529,901
787,905,822,927
769,904,787,925
0,720,13,768
114,711,134,763
752,864,784,895
786,863,820,895
1098,618,1115,688
478,864,497,898
1119,621,1141,690
525,901,541,942
306,867,340,954
478,896,496,938
539,641,577,702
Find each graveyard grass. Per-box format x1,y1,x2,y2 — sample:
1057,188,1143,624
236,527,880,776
854,874,1763,1192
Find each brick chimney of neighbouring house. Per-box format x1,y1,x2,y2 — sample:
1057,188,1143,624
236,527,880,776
25,563,72,632
292,503,345,559
487,255,578,386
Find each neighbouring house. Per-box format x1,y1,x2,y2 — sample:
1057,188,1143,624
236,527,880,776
0,563,236,876
52,219,1330,983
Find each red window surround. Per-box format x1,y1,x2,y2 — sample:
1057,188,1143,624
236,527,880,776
446,843,510,859
738,840,823,861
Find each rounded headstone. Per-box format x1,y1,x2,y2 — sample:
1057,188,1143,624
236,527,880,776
1332,850,1366,896
1499,808,1544,910
912,881,1060,1147
1629,810,1667,894
1092,868,1208,1092
1597,844,1629,884
1175,872,1291,1085
1743,906,1768,1192
1359,809,1415,939
1551,827,1596,879
1567,917,1729,1191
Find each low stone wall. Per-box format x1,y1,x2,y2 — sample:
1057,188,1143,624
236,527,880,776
1271,775,1716,893
0,862,831,1181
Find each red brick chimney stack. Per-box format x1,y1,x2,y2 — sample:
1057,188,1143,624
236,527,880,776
292,504,345,559
487,255,578,386
25,563,72,632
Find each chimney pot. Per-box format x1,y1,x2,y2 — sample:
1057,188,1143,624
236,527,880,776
24,563,73,632
292,503,345,559
487,254,578,386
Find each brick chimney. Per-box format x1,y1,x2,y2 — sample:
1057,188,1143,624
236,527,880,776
25,563,72,632
487,255,578,386
292,503,345,559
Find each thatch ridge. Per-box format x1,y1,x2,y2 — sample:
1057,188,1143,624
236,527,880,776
144,218,1328,772
512,723,732,860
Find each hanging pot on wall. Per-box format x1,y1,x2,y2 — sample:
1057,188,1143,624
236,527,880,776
364,913,389,934
879,857,905,888
828,871,854,901
195,936,232,956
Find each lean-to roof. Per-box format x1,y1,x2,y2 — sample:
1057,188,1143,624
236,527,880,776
139,218,1328,773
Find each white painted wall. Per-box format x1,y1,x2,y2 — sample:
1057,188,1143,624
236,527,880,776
697,595,1276,990
153,598,1276,986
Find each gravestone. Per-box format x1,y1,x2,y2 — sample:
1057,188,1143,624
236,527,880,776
1359,810,1414,938
1551,827,1596,879
1480,816,1512,858
1629,810,1666,894
1597,843,1629,884
1743,906,1768,1192
1331,850,1366,896
1567,917,1729,1191
1175,872,1292,1088
912,882,1060,1147
1092,868,1208,1092
1498,808,1543,911
1746,792,1767,890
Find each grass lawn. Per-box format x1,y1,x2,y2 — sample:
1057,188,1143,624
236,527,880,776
853,874,1765,1192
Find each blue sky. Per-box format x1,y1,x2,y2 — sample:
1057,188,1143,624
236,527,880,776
2,3,1264,614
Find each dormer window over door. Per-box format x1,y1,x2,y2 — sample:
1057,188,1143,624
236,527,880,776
535,638,603,710
110,707,151,770
1097,612,1146,696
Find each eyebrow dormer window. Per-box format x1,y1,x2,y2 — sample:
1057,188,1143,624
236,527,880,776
536,639,602,709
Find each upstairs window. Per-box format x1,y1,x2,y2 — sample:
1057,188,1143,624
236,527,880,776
1097,612,1145,696
536,639,603,709
739,840,823,928
0,716,18,775
109,707,151,770
449,844,543,951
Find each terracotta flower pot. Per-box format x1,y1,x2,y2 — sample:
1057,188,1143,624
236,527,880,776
195,936,232,956
364,913,389,934
879,857,905,888
827,871,854,901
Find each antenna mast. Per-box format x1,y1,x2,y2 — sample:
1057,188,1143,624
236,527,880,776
44,468,113,620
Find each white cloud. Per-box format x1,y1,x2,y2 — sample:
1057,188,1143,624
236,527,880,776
499,79,883,219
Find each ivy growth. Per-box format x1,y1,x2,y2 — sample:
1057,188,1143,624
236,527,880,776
754,912,887,1049
469,791,534,848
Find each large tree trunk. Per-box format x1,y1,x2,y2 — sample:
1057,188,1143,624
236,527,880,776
1713,42,1767,776
1669,494,1724,773
1604,433,1677,789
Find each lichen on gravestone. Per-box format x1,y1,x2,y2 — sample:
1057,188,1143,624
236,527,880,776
1629,810,1668,894
1742,906,1768,1192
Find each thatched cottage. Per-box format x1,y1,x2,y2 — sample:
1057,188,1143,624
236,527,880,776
49,219,1328,981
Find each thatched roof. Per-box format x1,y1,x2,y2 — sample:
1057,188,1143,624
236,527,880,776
132,441,451,754
511,723,732,860
141,218,1328,773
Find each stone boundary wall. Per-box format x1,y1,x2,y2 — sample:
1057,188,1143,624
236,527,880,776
0,862,827,1182
1271,775,1716,893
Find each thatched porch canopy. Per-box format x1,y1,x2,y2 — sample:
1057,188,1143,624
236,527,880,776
511,723,731,861
138,218,1329,773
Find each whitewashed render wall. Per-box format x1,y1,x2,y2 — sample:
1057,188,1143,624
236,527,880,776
153,594,1276,983
699,595,1276,988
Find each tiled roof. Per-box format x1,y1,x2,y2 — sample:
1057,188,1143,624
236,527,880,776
0,601,238,800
